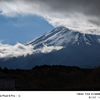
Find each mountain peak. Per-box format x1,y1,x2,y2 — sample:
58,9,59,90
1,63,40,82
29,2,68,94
25,26,100,48
1,26,100,69
56,26,68,30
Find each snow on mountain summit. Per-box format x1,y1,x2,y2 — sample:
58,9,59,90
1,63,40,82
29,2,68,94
25,26,100,48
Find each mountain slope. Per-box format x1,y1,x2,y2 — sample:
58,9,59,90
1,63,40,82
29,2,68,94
1,26,100,69
25,26,100,48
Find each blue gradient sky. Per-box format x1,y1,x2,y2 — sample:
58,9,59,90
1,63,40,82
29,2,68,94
0,15,54,45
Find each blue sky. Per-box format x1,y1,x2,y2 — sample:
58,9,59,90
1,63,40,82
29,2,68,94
0,0,100,45
0,15,54,45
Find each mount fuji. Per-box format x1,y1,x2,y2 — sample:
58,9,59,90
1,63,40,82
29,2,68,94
1,26,100,69
25,26,100,47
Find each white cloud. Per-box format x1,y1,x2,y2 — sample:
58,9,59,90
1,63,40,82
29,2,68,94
39,44,63,53
0,0,100,34
0,42,63,59
0,42,34,58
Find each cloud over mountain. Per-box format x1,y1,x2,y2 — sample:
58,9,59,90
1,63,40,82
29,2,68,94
0,42,63,59
0,0,100,34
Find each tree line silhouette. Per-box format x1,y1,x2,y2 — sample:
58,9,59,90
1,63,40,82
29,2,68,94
0,65,100,90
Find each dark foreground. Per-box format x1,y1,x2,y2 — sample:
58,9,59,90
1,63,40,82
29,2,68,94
0,65,100,91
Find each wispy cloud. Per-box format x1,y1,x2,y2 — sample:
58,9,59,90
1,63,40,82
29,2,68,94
0,0,100,34
0,42,34,58
0,42,63,59
39,44,63,53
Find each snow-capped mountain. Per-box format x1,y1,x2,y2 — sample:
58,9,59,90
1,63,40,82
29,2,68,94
25,26,100,48
1,26,100,69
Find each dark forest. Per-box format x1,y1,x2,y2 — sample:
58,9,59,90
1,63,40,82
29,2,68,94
0,65,100,91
